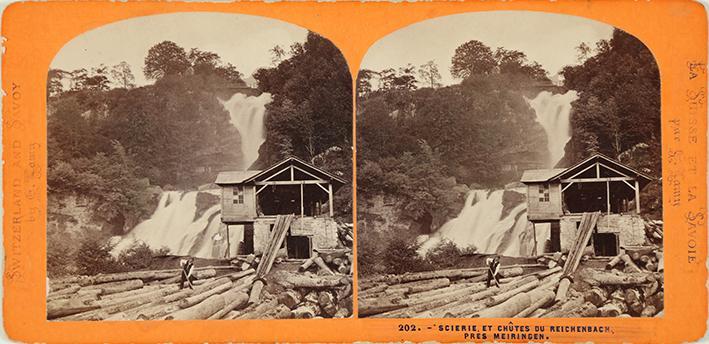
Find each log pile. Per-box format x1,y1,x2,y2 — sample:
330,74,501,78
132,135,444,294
359,250,664,318
48,217,354,320
644,219,663,244
48,267,257,320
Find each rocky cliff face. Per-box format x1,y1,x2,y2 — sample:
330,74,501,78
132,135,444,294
48,194,107,238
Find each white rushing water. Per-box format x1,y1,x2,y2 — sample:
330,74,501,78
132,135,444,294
112,191,244,258
418,189,534,257
220,92,272,169
420,90,578,257
527,90,578,168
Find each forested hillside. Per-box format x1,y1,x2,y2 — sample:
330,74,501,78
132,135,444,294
47,32,353,276
560,29,662,215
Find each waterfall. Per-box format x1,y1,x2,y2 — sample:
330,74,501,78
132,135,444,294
527,90,578,167
418,188,534,257
220,92,272,169
111,190,244,258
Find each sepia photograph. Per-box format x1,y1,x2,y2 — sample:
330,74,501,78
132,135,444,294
46,12,353,321
356,11,663,318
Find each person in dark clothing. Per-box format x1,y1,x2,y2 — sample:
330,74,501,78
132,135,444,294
178,257,195,290
486,255,502,288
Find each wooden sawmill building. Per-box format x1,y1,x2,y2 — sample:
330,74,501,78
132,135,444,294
215,156,347,259
521,154,654,256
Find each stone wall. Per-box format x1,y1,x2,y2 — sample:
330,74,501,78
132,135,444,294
253,216,340,256
559,214,647,253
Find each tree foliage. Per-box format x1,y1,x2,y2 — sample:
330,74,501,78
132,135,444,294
418,60,442,88
450,40,497,79
144,41,191,80
560,29,661,178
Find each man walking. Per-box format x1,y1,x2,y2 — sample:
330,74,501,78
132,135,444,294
486,255,502,288
179,257,196,290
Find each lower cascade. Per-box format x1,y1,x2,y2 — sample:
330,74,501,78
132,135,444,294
112,190,243,258
418,188,536,257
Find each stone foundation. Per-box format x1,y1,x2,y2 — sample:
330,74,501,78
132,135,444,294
253,216,340,257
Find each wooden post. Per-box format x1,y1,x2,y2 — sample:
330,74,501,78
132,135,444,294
300,182,304,217
224,225,231,258
606,181,611,214
328,183,334,217
634,180,641,214
532,223,538,256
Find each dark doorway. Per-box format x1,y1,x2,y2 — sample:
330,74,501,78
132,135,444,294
240,223,255,255
593,232,619,256
550,221,561,252
286,236,312,258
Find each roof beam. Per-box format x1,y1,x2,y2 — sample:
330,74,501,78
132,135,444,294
560,177,636,183
292,165,327,182
255,180,330,186
598,162,633,178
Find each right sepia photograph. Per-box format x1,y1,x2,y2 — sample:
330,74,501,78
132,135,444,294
356,11,663,318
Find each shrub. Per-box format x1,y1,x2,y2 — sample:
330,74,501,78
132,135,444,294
425,239,464,270
47,232,75,277
382,239,429,274
75,235,119,275
116,242,155,271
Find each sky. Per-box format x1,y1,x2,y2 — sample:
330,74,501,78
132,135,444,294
51,13,309,86
361,11,615,86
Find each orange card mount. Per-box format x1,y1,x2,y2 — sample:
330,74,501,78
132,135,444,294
2,1,707,343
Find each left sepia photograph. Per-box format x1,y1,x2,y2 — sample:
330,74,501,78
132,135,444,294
46,13,353,321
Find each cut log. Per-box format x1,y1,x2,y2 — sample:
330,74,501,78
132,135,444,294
386,269,486,285
49,284,81,297
624,289,644,315
178,281,233,309
315,248,351,263
280,274,350,288
498,267,524,278
163,277,231,303
47,299,100,319
584,287,608,307
318,291,338,317
263,304,293,319
580,268,653,286
359,298,405,316
292,302,320,319
84,279,144,296
606,253,624,270
298,252,319,272
640,305,657,317
136,302,181,320
646,291,664,312
93,285,180,308
655,251,664,271
248,280,265,304
554,277,572,302
207,292,250,320
621,254,642,273
167,290,248,320
475,288,552,318
102,285,164,301
313,257,335,275
513,290,555,318
334,308,350,318
277,290,303,309
562,301,599,317
386,278,450,295
486,279,540,307
541,296,585,318
598,300,628,317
